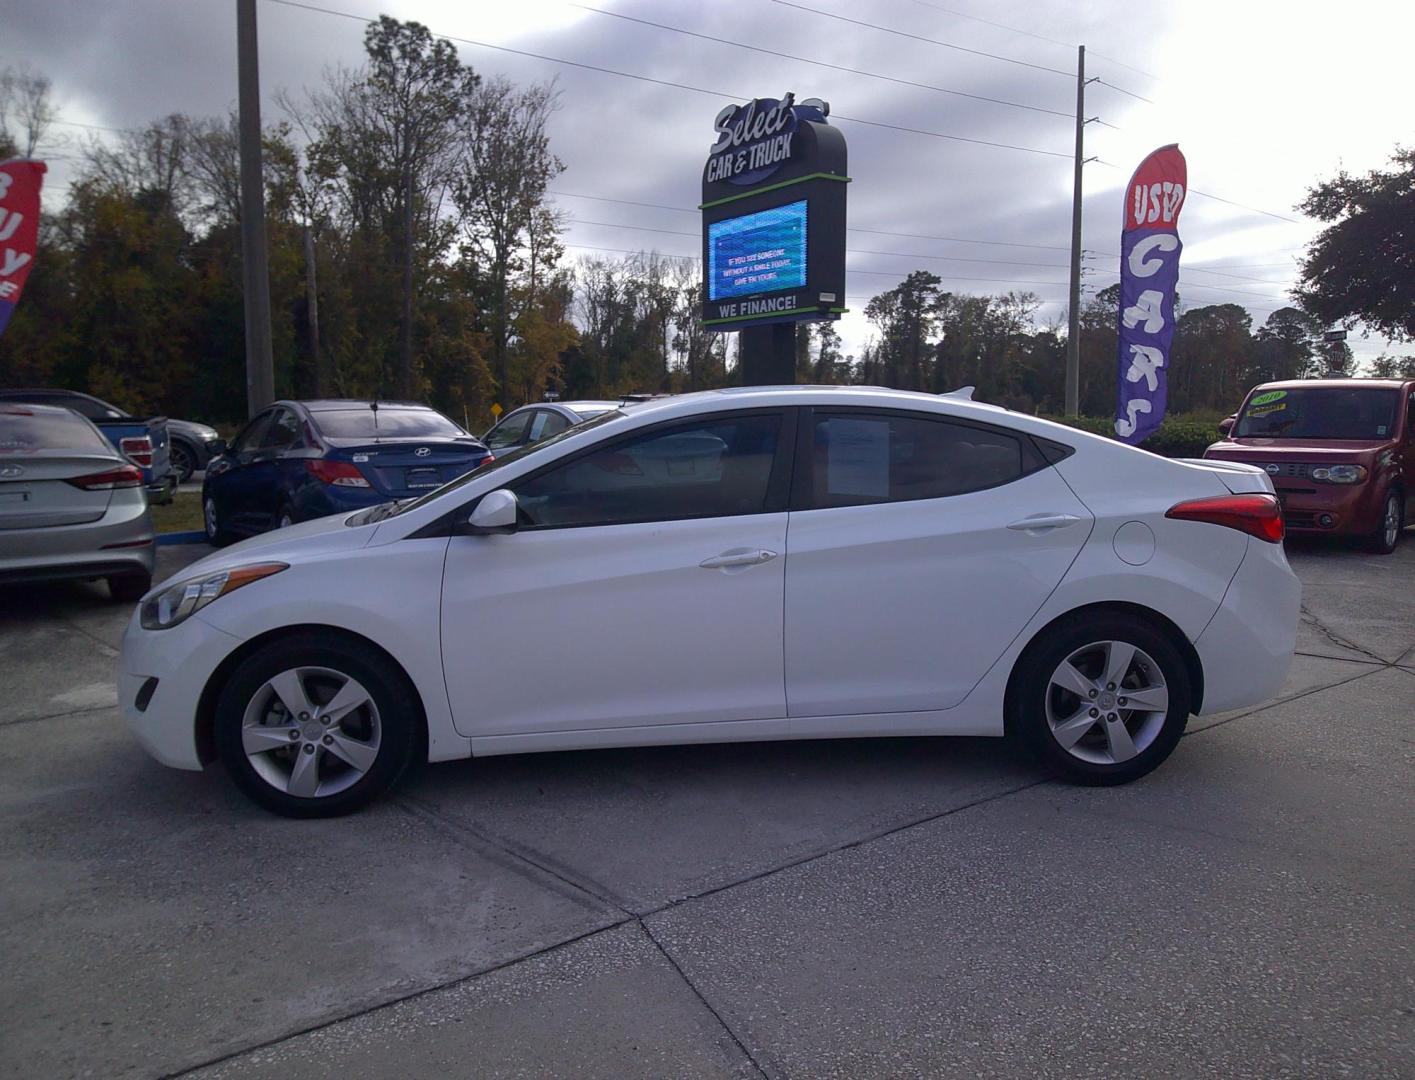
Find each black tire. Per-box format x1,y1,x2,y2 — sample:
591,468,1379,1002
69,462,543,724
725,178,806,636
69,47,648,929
1007,611,1193,786
214,632,421,818
1367,491,1402,555
203,492,234,547
108,572,152,603
170,440,197,484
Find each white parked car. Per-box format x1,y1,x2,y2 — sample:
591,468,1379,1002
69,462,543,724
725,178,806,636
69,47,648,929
121,387,1299,817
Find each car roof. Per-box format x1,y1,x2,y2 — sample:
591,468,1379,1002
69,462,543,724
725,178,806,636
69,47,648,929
293,399,432,411
1249,378,1410,392
0,387,101,401
2,401,82,417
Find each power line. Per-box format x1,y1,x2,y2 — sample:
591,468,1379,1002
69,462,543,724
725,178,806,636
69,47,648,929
1092,78,1154,105
567,214,1074,268
1094,159,1303,224
549,190,1077,251
569,3,1074,121
265,0,1077,160
768,0,1074,77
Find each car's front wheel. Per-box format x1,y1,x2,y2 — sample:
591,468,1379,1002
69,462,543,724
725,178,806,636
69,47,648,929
214,633,420,817
1368,491,1403,555
1009,612,1192,785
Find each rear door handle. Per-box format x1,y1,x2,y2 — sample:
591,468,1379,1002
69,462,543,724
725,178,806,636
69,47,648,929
699,548,778,569
1006,513,1082,532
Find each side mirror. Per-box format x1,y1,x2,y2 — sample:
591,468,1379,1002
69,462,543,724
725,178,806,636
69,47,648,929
1217,416,1236,437
465,489,519,535
206,437,228,456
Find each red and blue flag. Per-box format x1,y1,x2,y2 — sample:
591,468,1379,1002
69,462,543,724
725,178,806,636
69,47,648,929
0,159,46,339
1114,145,1185,444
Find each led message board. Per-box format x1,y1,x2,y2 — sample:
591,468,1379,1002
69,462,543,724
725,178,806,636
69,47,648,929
700,93,847,333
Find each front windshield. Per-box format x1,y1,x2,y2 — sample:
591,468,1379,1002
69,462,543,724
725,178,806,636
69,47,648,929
1235,388,1399,440
387,408,626,517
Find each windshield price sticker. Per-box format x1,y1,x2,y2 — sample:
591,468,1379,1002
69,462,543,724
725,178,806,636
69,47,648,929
1250,390,1287,407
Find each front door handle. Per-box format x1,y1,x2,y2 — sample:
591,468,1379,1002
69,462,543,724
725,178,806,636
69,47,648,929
1006,513,1082,532
699,548,778,569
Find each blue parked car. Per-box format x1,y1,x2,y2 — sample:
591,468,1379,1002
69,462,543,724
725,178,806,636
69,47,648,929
201,400,493,546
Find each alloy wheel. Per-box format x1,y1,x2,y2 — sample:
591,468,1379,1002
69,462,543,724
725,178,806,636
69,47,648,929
1384,496,1400,550
1044,640,1169,765
204,497,219,539
240,666,382,798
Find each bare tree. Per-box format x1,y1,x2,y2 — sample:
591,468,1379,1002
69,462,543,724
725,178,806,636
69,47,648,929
0,66,56,158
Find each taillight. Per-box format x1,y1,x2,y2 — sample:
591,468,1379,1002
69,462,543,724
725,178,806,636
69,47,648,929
305,459,371,488
119,436,154,467
1166,493,1284,543
66,465,144,490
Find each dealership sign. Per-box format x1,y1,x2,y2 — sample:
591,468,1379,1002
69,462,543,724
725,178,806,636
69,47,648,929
0,159,46,340
1114,144,1185,444
701,94,847,333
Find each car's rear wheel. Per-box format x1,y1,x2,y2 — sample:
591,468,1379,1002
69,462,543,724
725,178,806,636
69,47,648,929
1367,491,1402,555
204,494,234,547
108,572,152,603
1009,612,1192,785
214,634,420,818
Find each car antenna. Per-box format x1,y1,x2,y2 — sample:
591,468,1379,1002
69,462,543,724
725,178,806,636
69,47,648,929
370,399,379,440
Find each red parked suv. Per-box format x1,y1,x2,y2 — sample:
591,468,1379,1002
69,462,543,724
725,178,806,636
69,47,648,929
1205,378,1415,554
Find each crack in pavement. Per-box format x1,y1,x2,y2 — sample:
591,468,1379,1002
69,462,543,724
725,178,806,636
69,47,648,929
1184,665,1390,735
0,700,119,729
1299,602,1391,665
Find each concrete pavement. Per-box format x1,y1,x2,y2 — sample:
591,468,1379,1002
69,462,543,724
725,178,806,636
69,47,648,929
1,537,1411,1078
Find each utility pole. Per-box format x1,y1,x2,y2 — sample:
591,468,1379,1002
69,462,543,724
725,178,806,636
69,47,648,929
1065,45,1086,416
237,0,275,417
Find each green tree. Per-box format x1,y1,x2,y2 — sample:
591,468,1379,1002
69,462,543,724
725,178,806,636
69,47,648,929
1296,147,1415,342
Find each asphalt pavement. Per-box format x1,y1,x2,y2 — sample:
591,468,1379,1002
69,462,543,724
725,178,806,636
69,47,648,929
1,536,1411,1078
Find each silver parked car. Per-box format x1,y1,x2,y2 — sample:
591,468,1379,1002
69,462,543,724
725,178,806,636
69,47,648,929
0,403,156,601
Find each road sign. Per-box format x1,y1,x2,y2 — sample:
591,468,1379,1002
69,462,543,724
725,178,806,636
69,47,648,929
490,402,502,419
1323,330,1347,342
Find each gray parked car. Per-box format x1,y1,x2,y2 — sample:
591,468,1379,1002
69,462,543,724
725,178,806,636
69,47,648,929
482,399,622,457
0,403,155,601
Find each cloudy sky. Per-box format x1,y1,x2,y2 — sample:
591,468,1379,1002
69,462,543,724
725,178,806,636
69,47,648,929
10,0,1412,366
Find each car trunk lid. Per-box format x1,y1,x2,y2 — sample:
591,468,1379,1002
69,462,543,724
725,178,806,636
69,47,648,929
324,439,492,497
0,451,121,529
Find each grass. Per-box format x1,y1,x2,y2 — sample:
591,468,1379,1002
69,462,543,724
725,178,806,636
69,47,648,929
150,491,206,535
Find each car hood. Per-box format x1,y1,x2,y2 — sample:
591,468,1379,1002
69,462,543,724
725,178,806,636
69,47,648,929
158,511,375,588
1206,438,1391,463
166,417,220,442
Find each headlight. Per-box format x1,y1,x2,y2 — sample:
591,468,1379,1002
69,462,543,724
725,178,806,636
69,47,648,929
140,563,287,630
1311,464,1367,484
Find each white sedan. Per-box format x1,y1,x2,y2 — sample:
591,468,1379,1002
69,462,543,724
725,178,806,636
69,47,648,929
121,387,1300,817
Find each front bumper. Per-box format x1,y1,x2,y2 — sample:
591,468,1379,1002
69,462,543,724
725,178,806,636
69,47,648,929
121,610,243,771
1273,483,1383,536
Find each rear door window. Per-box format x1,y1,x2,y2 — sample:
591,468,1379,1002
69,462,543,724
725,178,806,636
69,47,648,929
527,410,570,442
804,411,1038,508
257,408,303,451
